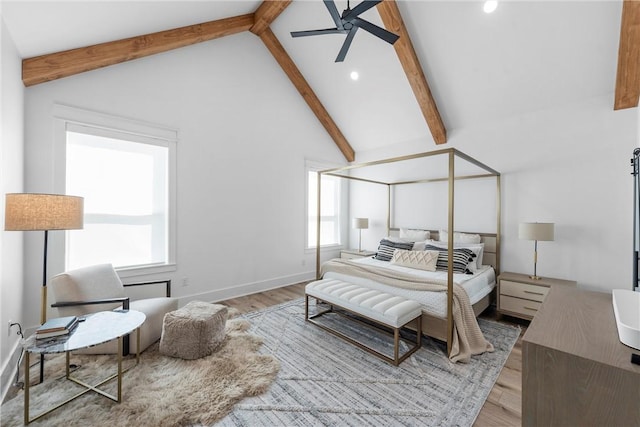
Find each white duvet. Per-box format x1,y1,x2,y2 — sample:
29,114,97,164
322,256,495,318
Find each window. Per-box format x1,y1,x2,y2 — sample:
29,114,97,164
307,163,344,249
56,106,177,274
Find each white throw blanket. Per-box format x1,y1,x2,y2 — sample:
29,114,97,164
320,258,494,363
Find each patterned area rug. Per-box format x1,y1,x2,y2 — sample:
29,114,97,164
219,298,520,427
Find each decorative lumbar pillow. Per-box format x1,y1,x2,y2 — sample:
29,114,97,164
424,244,476,274
390,249,439,271
399,228,430,241
374,239,415,262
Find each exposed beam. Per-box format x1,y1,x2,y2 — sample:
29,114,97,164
250,0,293,36
377,0,447,144
615,0,640,110
22,14,254,87
257,28,355,162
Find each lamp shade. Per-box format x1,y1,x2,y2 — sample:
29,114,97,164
352,218,369,230
5,193,84,231
519,222,554,241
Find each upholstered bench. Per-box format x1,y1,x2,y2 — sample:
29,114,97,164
160,301,228,360
305,279,422,365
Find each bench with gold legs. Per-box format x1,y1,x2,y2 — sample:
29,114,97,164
305,279,423,366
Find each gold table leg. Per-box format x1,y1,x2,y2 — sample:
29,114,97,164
23,327,142,424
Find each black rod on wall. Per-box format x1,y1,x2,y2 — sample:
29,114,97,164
631,148,640,291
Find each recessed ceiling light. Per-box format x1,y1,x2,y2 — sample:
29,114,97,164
483,0,498,14
350,71,359,81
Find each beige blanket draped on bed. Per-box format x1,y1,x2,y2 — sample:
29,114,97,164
320,258,494,363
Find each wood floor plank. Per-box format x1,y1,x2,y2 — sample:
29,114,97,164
218,282,524,426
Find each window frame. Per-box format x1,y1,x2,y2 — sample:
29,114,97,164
305,160,347,252
53,104,177,278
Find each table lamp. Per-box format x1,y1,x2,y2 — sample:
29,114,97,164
519,222,554,280
352,218,368,252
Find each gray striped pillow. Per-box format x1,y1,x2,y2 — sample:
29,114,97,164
374,239,415,262
424,244,476,274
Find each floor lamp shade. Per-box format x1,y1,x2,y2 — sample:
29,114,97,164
5,193,84,231
519,222,554,279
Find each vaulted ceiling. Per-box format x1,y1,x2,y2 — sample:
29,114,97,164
2,1,635,160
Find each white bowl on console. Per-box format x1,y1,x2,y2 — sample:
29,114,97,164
612,289,640,351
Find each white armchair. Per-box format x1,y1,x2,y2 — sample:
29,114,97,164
50,263,178,354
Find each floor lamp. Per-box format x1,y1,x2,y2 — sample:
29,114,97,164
4,193,84,383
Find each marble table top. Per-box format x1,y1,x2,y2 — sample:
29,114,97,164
25,310,146,354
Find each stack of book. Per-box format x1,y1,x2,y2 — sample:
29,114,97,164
35,315,79,339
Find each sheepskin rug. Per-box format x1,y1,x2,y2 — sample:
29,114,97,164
1,315,279,426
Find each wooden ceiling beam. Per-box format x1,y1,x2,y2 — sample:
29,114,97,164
377,0,447,144
257,28,355,162
250,0,292,36
615,0,640,110
22,14,254,87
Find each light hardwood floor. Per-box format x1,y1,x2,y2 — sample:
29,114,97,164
220,282,527,427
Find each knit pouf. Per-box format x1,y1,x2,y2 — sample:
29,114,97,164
160,301,228,359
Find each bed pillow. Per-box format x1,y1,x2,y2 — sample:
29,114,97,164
425,240,484,268
390,249,439,271
384,236,426,251
399,228,430,241
438,230,482,244
424,244,475,274
374,239,415,262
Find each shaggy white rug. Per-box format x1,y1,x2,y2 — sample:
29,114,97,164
1,316,279,426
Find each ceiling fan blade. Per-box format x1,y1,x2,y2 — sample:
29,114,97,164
343,0,382,21
352,17,399,45
291,28,345,38
335,27,358,62
324,0,344,30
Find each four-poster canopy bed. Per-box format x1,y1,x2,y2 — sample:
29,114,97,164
313,148,501,361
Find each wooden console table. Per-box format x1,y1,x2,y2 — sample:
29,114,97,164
522,285,640,426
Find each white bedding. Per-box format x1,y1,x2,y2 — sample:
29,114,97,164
322,256,496,318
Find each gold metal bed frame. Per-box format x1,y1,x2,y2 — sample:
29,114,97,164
314,148,501,358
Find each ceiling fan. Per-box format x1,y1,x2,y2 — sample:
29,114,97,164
290,0,400,63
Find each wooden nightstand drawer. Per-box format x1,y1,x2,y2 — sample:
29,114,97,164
501,280,549,302
500,295,541,317
497,272,577,321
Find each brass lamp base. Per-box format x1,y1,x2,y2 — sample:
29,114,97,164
529,275,542,280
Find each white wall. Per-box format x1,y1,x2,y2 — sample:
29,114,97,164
22,32,346,330
0,10,25,399
353,94,637,293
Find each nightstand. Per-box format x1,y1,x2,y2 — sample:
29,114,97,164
497,271,577,320
340,249,376,260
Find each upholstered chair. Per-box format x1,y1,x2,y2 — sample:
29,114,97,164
50,263,178,354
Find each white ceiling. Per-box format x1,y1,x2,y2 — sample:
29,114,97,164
1,0,623,154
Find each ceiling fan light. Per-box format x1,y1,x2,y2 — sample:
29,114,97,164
483,0,498,14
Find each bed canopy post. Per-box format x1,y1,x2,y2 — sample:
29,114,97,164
446,150,455,356
315,171,322,280
496,174,502,274
387,184,391,236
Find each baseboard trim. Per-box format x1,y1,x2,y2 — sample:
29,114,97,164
1,339,23,403
177,271,315,306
